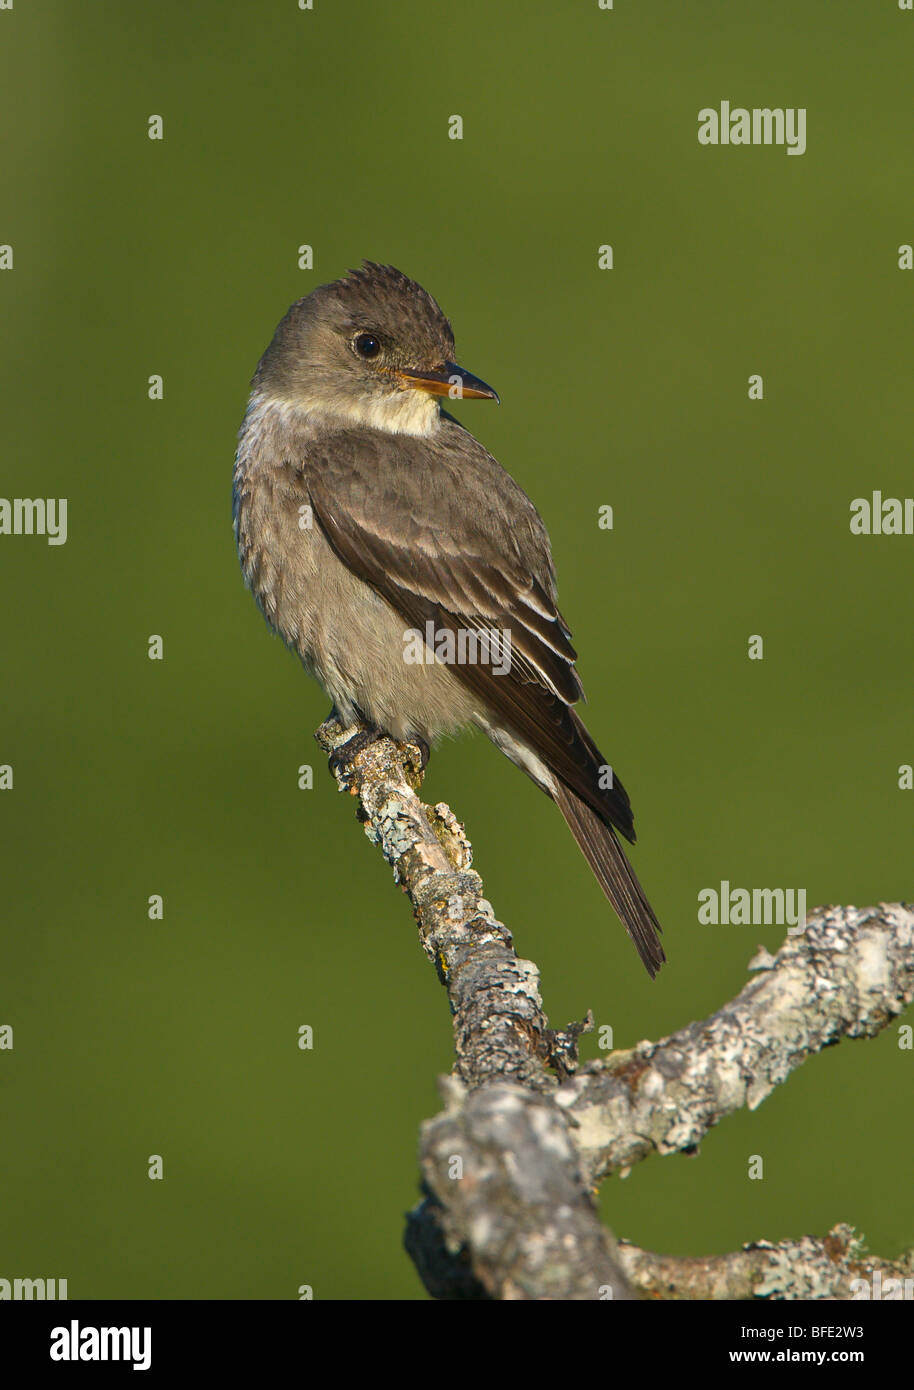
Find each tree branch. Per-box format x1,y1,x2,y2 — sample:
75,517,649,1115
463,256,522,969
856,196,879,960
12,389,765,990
556,903,914,1185
616,1225,914,1301
315,713,914,1301
316,713,633,1300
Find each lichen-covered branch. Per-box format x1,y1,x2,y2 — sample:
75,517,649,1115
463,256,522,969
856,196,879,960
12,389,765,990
407,1078,635,1300
315,713,586,1091
555,903,914,1185
617,1224,914,1301
316,714,914,1301
316,713,633,1299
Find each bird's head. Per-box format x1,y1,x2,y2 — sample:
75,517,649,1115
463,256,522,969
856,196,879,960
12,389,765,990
254,262,498,436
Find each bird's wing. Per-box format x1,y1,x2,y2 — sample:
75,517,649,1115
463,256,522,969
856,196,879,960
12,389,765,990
306,421,635,840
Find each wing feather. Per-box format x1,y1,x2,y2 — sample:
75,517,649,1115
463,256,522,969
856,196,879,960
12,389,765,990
306,421,635,839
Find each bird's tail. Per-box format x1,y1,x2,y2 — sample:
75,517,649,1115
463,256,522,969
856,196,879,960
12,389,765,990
552,782,665,978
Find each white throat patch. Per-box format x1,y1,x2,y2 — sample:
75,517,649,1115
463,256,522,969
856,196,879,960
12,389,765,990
337,386,441,437
246,384,441,440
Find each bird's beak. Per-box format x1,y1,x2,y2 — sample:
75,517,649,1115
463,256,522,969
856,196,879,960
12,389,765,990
397,362,499,403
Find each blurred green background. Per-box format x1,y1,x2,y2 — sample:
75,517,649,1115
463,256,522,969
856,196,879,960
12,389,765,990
2,1,912,1300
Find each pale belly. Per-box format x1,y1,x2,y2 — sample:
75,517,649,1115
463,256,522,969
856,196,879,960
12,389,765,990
234,471,480,743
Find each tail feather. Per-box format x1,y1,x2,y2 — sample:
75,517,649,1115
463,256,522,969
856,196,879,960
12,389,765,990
553,782,665,978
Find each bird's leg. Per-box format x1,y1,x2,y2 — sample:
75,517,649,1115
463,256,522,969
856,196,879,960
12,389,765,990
326,715,386,779
325,707,430,783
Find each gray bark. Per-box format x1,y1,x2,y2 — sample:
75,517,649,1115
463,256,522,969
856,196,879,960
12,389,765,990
316,714,914,1301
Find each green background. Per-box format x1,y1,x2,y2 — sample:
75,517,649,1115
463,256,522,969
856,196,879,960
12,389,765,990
2,1,911,1300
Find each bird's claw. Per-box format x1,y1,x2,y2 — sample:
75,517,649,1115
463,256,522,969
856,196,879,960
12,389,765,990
327,725,384,781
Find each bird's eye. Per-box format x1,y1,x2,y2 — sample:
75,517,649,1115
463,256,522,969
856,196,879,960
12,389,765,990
354,333,381,359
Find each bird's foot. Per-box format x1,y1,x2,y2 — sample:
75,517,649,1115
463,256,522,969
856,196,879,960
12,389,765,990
327,724,385,781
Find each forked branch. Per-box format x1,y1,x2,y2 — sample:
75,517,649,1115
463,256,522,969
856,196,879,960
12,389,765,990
316,713,914,1301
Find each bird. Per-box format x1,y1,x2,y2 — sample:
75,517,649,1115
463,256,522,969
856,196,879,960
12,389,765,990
233,262,665,977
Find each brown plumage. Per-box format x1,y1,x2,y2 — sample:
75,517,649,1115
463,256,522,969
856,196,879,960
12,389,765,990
234,262,665,976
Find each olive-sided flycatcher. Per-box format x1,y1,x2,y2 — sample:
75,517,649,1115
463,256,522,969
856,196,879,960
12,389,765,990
233,263,664,976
